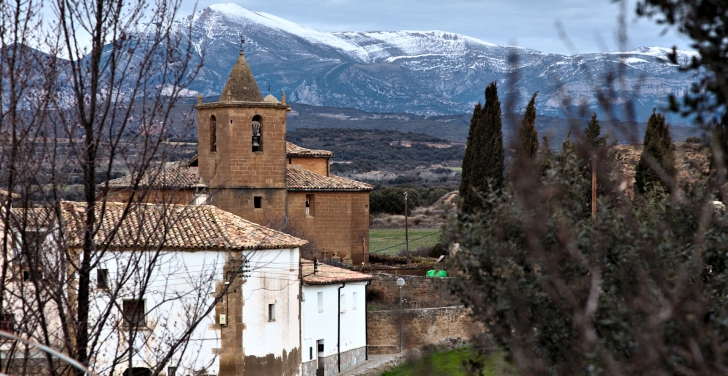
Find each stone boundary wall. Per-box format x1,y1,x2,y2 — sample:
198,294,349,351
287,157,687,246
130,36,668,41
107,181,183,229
367,306,483,355
367,272,459,309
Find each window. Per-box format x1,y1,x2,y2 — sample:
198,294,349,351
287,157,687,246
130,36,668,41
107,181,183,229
252,115,262,152
0,313,14,333
22,269,42,281
353,292,358,310
254,196,262,209
310,347,313,360
19,229,47,281
122,299,145,328
97,269,109,289
210,116,217,152
317,292,323,312
167,367,177,376
305,195,315,217
340,293,346,313
268,303,276,321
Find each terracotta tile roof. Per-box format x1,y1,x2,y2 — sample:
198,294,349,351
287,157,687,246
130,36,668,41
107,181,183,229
60,202,307,251
106,162,198,189
10,208,56,228
286,142,334,158
286,166,374,192
301,260,373,285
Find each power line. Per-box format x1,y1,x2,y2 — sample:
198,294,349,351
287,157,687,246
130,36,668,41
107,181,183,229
368,231,441,255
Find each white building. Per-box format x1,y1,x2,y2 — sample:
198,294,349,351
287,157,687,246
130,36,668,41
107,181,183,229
300,260,372,376
2,202,307,376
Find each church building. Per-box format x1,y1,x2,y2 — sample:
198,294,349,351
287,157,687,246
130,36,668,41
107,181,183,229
104,49,374,264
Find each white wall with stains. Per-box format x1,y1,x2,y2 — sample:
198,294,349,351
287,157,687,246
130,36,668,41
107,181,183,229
300,282,367,369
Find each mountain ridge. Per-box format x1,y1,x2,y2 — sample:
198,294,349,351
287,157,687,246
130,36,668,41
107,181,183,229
174,3,694,119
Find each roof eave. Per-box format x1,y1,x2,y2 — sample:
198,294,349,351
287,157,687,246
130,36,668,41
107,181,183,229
302,277,373,285
287,188,374,192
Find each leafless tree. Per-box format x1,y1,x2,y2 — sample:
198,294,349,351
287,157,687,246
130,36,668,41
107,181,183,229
0,0,254,375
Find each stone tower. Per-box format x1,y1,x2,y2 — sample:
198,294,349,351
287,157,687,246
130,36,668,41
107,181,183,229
195,50,290,224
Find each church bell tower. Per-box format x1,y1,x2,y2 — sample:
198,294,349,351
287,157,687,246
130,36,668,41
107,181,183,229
195,48,290,223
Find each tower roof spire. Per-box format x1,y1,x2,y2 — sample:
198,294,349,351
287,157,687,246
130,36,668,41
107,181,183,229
218,48,263,102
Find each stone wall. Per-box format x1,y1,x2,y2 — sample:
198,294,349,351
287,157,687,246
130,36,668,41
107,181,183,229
102,188,194,205
301,346,366,376
366,306,483,355
289,156,329,176
288,191,370,265
367,273,459,310
208,187,288,226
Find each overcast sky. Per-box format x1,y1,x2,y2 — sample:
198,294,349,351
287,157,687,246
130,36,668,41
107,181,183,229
179,0,690,55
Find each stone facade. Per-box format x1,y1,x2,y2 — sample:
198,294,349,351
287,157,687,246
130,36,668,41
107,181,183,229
367,273,459,309
103,188,194,205
366,306,483,355
191,51,372,264
289,156,329,176
197,103,289,189
288,191,370,265
207,187,288,226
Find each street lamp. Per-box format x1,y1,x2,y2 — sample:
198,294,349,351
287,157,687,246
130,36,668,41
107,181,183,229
396,277,405,353
404,192,410,264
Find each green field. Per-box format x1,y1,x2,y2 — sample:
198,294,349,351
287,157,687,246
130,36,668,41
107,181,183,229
381,347,512,376
448,167,462,172
369,229,441,256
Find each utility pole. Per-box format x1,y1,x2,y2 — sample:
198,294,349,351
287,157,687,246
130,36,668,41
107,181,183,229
404,192,410,265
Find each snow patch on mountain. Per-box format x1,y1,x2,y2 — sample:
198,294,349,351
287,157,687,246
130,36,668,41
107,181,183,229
204,3,370,61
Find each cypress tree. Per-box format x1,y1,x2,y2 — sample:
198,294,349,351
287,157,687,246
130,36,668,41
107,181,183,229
517,92,539,159
584,113,606,148
459,82,505,215
635,110,676,194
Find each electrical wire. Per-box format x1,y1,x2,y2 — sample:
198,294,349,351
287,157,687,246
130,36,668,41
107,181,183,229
368,231,441,255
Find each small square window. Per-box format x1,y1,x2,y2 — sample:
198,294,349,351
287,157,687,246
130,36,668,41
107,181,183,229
0,313,15,334
317,292,323,313
340,293,347,313
254,196,262,209
268,303,276,321
22,269,42,281
122,299,145,328
97,269,109,289
168,366,177,376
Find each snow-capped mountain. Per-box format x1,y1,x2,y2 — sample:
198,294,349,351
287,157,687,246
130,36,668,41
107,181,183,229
173,3,694,119
7,3,692,120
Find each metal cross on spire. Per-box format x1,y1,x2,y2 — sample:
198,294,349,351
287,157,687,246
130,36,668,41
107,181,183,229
238,32,245,52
